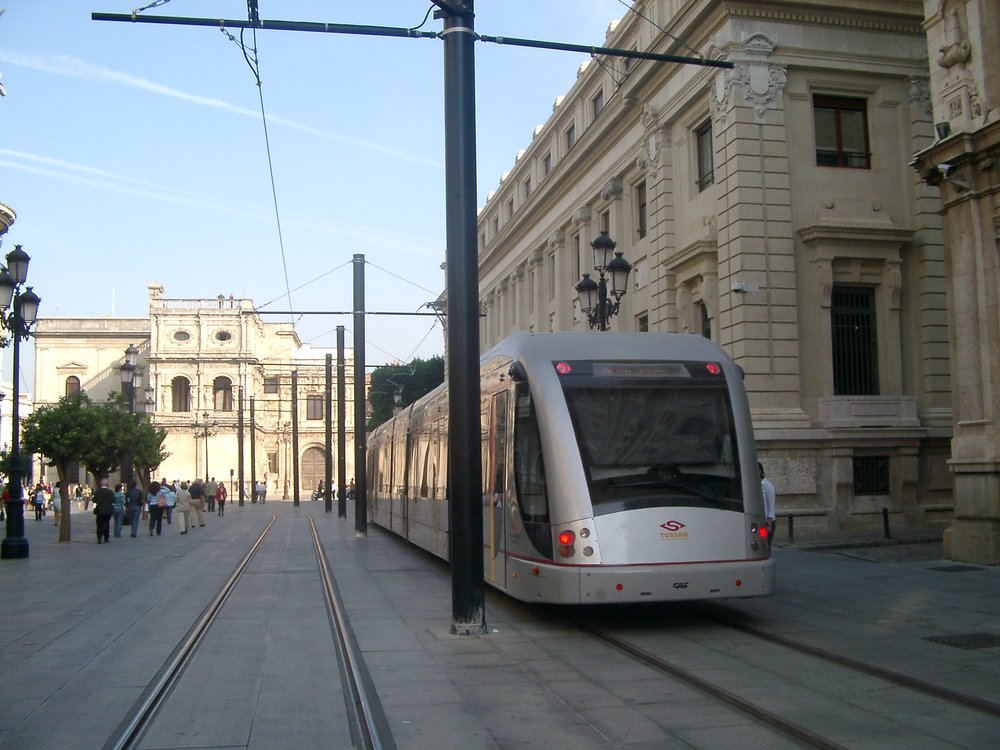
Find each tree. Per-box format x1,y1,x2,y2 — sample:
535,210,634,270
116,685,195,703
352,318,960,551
367,356,445,430
22,392,100,542
130,417,169,492
21,392,167,542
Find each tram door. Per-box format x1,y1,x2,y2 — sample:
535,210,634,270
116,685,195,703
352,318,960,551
486,391,509,588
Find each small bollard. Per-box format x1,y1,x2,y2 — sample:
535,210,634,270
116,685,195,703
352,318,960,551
882,506,891,539
787,514,795,544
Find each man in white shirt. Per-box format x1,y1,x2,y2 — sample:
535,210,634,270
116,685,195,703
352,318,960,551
760,462,776,544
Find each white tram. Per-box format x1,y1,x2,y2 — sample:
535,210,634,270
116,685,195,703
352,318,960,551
367,332,775,604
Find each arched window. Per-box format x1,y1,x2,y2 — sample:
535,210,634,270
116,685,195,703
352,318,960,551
65,376,81,397
171,376,191,412
213,376,233,411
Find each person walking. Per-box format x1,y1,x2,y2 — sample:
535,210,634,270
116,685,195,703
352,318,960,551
760,462,777,544
31,483,45,521
216,481,227,516
163,482,176,525
51,481,62,527
174,481,193,534
254,480,266,504
112,483,126,537
189,478,206,527
93,479,116,544
125,480,144,537
205,477,218,514
82,483,93,511
147,480,164,536
74,483,83,509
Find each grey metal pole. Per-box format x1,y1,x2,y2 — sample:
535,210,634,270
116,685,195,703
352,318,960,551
291,371,300,507
324,353,333,513
441,0,486,635
237,386,245,506
353,253,367,534
249,396,257,503
337,326,347,518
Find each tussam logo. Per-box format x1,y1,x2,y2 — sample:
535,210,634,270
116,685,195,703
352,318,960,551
659,520,689,540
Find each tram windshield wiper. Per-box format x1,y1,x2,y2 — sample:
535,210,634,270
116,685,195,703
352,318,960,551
599,464,735,505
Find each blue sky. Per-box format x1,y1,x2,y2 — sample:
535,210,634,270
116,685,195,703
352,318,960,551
0,0,627,384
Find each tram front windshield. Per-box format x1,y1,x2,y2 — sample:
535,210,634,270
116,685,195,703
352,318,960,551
559,361,742,516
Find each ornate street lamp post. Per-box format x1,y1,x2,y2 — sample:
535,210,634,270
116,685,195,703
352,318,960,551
0,245,41,560
119,345,138,486
574,232,632,331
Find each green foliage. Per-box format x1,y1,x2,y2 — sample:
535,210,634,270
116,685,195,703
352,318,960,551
21,392,99,470
21,391,169,507
366,356,445,431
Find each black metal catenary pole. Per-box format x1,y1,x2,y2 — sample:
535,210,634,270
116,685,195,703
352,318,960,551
249,396,256,503
439,0,486,635
352,253,366,535
337,326,347,518
324,353,333,513
291,370,300,506
237,385,245,506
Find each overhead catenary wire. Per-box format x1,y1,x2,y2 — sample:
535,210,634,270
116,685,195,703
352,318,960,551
219,17,296,327
614,0,706,61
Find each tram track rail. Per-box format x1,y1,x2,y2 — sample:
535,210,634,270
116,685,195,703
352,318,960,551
307,514,386,750
573,618,848,750
700,604,1000,720
104,513,390,750
563,601,1000,750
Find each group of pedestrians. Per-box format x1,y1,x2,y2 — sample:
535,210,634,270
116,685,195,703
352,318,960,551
91,476,228,544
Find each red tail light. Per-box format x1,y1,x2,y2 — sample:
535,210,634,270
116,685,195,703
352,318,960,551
558,530,575,546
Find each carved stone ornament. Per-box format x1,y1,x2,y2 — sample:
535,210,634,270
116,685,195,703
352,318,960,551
711,67,736,123
970,86,984,119
909,76,932,119
572,207,591,228
886,261,902,310
727,33,787,124
938,7,971,69
816,261,833,308
636,103,671,173
641,102,659,131
547,229,565,249
601,177,624,201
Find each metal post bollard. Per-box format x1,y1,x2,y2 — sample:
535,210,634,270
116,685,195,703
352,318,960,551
787,514,794,544
882,507,891,539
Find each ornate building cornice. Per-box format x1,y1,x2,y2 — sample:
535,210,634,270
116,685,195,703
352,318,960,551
724,5,923,35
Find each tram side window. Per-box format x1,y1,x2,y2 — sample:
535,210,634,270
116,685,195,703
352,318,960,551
514,384,552,558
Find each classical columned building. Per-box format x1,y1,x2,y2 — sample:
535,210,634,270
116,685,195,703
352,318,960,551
477,0,953,537
911,0,1000,563
33,284,360,497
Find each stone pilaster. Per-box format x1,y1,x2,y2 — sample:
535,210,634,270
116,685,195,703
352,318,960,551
711,33,807,426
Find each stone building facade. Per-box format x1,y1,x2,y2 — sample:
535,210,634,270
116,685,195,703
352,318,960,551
912,0,1000,562
33,284,360,498
477,0,953,536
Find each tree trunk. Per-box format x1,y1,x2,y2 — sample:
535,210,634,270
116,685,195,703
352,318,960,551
57,461,71,543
